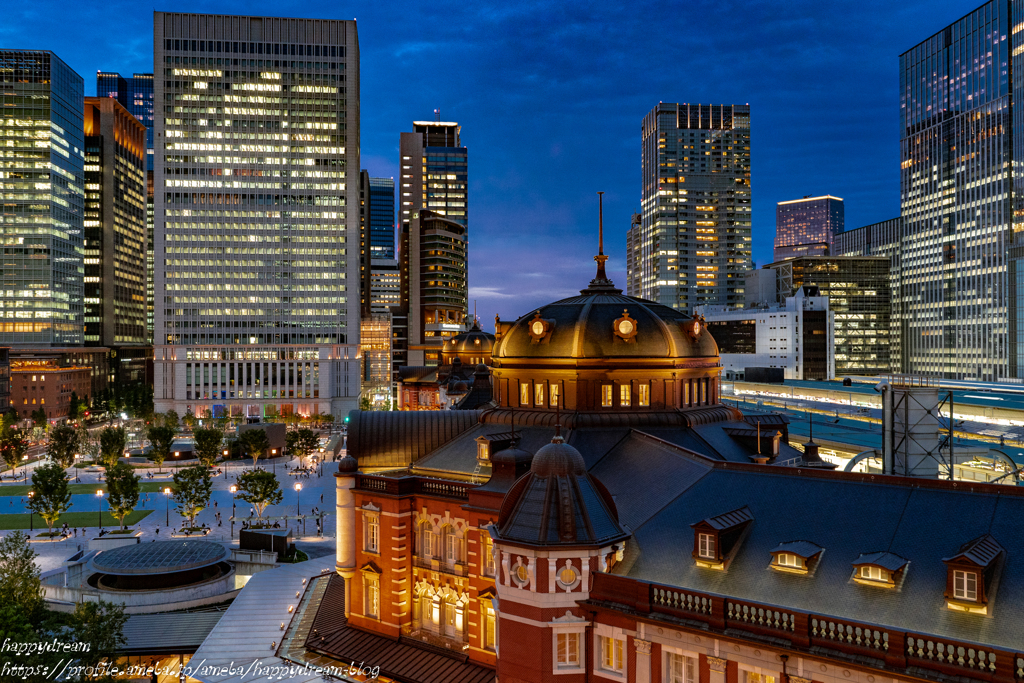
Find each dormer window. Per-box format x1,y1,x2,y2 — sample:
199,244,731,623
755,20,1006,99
698,533,716,559
769,541,822,575
852,551,908,588
942,534,1003,615
691,506,753,570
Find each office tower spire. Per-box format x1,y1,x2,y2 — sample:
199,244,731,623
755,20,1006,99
153,12,361,420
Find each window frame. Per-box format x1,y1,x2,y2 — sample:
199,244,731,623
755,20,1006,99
859,565,886,582
664,650,698,683
639,382,650,406
556,632,580,668
698,532,716,560
364,511,379,553
601,384,613,407
364,575,380,619
600,635,625,673
535,382,545,406
953,569,978,601
550,382,560,407
520,382,530,406
619,383,631,407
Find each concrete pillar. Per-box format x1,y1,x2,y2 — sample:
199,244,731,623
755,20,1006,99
634,638,652,683
335,465,357,616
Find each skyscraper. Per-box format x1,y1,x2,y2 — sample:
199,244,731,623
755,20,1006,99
82,97,147,348
774,195,843,261
368,176,394,259
0,50,85,346
629,103,751,310
900,2,1015,380
153,12,361,421
399,120,467,227
97,72,155,342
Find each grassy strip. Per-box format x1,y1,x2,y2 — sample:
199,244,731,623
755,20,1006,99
0,509,153,530
0,482,175,497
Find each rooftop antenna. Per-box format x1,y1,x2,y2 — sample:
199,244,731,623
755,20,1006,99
554,393,563,441
594,191,608,282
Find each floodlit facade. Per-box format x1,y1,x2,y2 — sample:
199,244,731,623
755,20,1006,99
82,97,148,348
152,12,362,421
774,195,843,261
628,102,751,310
0,50,85,347
398,120,467,228
900,2,1016,380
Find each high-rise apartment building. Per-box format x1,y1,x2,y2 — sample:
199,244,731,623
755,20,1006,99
628,103,751,310
153,12,361,421
774,195,843,261
82,97,148,348
399,120,467,227
0,51,85,346
900,2,1017,380
97,72,156,342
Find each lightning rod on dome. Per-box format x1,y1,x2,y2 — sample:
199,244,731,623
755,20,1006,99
594,191,608,282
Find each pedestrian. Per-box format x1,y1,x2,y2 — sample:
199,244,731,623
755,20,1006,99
155,527,160,536
214,500,218,508
73,527,77,537
320,493,323,504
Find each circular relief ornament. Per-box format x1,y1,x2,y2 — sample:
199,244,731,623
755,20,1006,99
613,310,638,343
528,312,551,344
555,559,582,592
685,316,702,340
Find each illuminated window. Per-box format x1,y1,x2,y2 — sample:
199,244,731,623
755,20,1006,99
639,383,650,406
419,522,434,559
556,632,579,666
666,653,697,683
746,673,776,683
954,570,977,601
601,385,613,407
364,575,380,618
520,382,530,406
535,383,545,406
484,606,496,650
698,533,716,559
550,383,560,407
364,513,379,553
777,553,800,567
482,535,495,577
859,565,885,582
600,635,624,672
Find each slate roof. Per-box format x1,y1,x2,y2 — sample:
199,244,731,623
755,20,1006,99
943,534,1004,567
347,409,482,469
694,506,753,530
618,468,1024,650
305,575,495,683
852,551,909,572
121,611,224,655
770,540,823,558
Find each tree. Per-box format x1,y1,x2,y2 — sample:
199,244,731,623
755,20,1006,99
68,391,87,421
237,428,270,468
286,428,320,467
99,426,127,468
193,427,224,467
147,424,175,473
76,421,99,464
172,464,212,528
27,462,72,537
234,469,283,521
69,600,128,670
47,424,79,469
0,426,28,476
30,407,47,429
0,532,43,620
163,409,180,431
105,462,140,531
2,407,19,428
182,409,197,431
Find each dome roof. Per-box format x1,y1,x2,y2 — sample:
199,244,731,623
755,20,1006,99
496,432,628,548
494,282,717,362
530,436,586,477
337,452,358,473
444,321,495,356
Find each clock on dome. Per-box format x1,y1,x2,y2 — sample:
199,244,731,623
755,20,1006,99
527,311,553,343
613,310,638,343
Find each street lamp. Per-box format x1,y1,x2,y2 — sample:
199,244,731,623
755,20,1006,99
229,484,237,537
21,454,28,480
74,454,80,482
294,482,302,515
223,449,229,478
163,487,171,527
27,491,34,532
174,451,180,470
271,449,277,475
96,489,103,530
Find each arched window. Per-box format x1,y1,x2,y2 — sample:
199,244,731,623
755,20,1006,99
419,522,434,559
443,525,462,565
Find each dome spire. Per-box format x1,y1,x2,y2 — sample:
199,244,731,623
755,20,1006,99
583,191,622,294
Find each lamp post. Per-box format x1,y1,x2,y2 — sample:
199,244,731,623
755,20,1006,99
229,484,237,538
271,449,277,476
174,451,180,471
95,489,103,530
21,454,28,480
223,449,229,478
294,482,302,515
163,487,171,527
74,454,80,482
27,491,34,532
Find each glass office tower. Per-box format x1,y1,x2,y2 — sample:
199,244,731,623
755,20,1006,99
153,12,362,420
368,176,394,259
774,195,844,261
399,121,467,228
0,51,85,346
900,1,1020,380
97,72,155,342
629,103,751,310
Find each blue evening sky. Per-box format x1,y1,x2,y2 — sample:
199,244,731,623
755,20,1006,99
2,0,973,323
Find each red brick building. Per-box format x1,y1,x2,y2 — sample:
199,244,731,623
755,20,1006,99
10,359,91,422
318,264,1024,683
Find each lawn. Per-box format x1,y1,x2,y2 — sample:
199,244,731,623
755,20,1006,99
0,482,176,497
0,509,153,530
